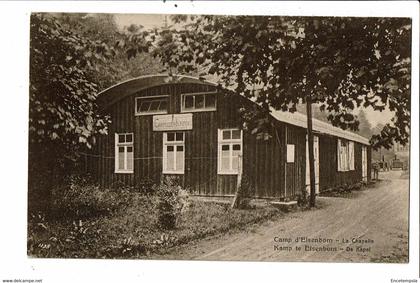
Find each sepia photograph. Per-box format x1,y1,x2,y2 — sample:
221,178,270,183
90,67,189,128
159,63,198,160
26,12,412,263
0,2,418,283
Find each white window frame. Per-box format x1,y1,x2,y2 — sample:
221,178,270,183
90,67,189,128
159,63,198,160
135,95,169,116
115,133,134,174
162,132,185,174
338,139,347,172
217,128,243,175
181,92,217,113
349,141,355,170
337,139,355,172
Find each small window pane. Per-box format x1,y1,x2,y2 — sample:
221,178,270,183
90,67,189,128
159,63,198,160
176,150,184,171
222,144,230,151
205,94,216,108
126,134,133,143
159,100,168,111
221,157,230,171
118,135,125,143
185,95,194,109
118,150,124,170
167,133,175,141
139,101,151,112
195,94,204,109
232,156,239,171
127,151,133,170
222,130,231,140
176,132,183,141
167,150,174,171
118,146,124,153
232,144,240,171
149,100,160,111
232,130,241,140
167,145,174,152
177,145,184,152
233,144,241,151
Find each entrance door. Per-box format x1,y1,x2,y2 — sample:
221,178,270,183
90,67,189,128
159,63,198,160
306,135,320,194
362,146,368,182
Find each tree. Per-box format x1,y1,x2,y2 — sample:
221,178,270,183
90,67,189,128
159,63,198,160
51,13,164,90
123,15,411,206
54,13,120,42
139,16,410,146
29,14,115,209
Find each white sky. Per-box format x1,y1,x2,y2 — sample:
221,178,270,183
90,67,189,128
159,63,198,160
361,106,393,127
114,13,396,127
114,14,166,30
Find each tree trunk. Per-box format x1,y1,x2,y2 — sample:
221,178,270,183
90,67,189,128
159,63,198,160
306,95,316,207
231,155,243,209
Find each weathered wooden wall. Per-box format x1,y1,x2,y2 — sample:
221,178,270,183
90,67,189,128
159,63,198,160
242,125,283,199
88,83,217,189
284,125,306,199
318,134,366,191
87,79,371,199
87,82,290,198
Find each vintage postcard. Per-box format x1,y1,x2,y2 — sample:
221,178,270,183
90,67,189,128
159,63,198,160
1,1,419,283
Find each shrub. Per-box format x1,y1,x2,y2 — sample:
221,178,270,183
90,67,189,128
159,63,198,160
50,174,131,220
27,211,51,257
135,178,156,195
154,177,189,230
350,182,363,191
152,233,179,248
297,189,309,207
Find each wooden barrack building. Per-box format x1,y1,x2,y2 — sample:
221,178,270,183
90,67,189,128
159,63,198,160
86,75,371,200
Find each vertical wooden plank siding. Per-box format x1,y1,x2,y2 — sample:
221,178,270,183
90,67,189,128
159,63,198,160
318,135,366,191
284,125,305,200
87,80,370,200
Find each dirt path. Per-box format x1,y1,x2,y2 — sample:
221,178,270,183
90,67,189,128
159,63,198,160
158,171,409,262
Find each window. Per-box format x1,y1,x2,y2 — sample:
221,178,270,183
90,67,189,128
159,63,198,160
115,133,134,173
349,141,355,170
163,132,185,174
218,129,242,174
181,92,217,112
337,139,355,171
135,95,168,115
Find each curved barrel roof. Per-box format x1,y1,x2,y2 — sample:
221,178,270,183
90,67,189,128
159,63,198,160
98,74,216,109
98,74,370,145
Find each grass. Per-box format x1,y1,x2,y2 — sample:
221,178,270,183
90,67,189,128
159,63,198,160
319,183,364,199
28,191,280,259
319,180,385,199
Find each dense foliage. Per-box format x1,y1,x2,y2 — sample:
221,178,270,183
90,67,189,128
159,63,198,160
127,16,411,149
28,14,165,208
29,14,117,210
29,14,114,155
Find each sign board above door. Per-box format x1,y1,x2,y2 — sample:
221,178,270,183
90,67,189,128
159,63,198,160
153,113,193,131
